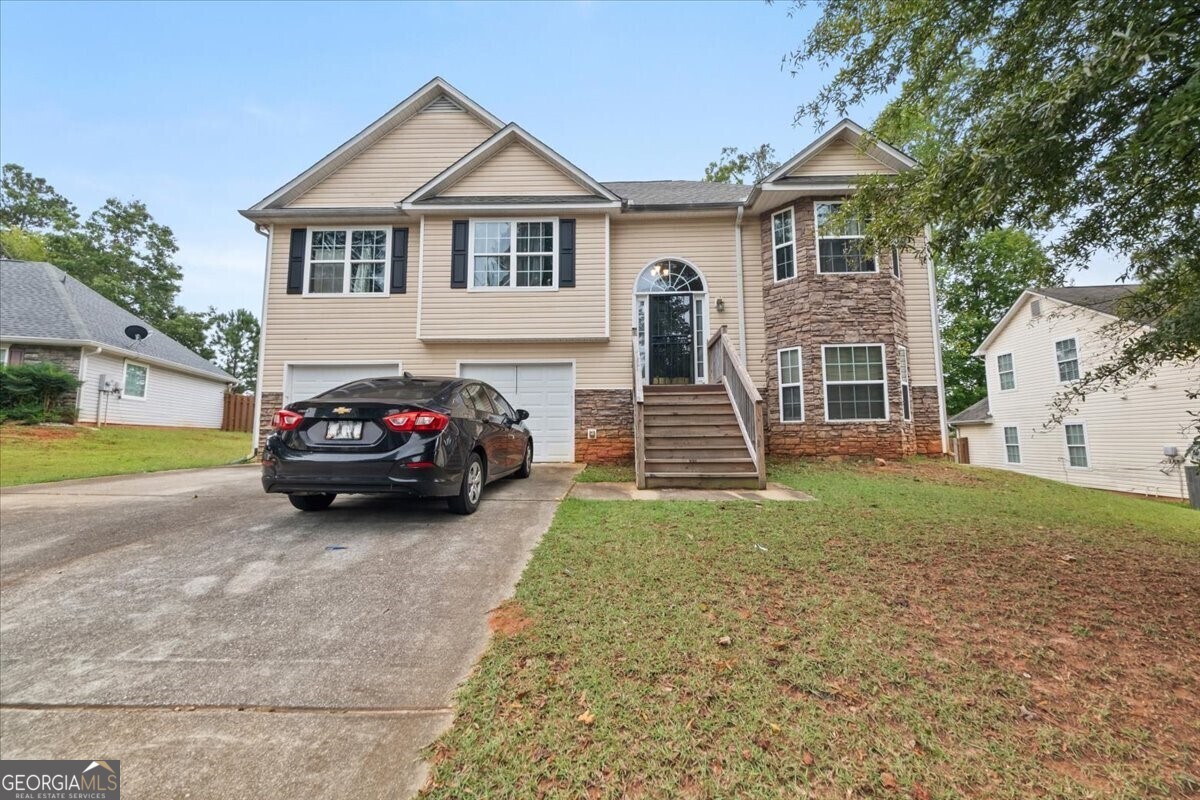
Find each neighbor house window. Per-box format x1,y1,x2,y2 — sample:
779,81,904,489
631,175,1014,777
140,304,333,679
123,361,148,399
898,345,912,420
815,201,875,273
1004,426,1021,463
777,347,804,422
307,228,388,294
890,246,901,278
997,353,1016,390
823,344,887,421
1055,337,1080,382
772,208,796,281
1065,423,1089,467
471,220,555,289
0,346,8,366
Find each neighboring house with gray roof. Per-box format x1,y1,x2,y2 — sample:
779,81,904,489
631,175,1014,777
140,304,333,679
950,285,1196,499
0,259,234,427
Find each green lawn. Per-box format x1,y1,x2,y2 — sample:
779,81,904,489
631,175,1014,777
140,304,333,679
0,425,251,486
422,460,1199,799
576,463,636,483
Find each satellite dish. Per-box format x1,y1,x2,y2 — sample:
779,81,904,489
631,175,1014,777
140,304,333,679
124,324,149,342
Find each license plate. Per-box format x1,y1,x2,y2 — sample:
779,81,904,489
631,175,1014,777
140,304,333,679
325,421,363,440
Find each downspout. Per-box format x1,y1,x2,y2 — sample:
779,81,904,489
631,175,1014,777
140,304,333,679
250,223,272,455
734,205,747,362
924,223,949,454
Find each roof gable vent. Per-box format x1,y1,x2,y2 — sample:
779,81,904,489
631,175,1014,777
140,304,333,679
1030,299,1042,318
424,95,464,113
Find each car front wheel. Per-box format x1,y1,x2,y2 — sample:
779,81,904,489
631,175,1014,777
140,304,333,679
288,493,336,511
515,441,533,479
448,453,484,515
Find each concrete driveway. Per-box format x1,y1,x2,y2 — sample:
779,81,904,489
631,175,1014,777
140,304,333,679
0,462,579,798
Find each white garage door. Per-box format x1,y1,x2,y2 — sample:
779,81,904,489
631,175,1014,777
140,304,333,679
460,362,574,462
285,363,402,404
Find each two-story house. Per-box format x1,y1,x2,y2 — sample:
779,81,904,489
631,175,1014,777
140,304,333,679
949,286,1197,499
242,78,947,487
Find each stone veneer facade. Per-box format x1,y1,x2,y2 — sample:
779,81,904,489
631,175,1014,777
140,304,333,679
759,199,928,460
574,389,634,464
4,344,82,421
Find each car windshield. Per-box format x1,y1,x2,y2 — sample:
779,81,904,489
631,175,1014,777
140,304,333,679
314,378,451,404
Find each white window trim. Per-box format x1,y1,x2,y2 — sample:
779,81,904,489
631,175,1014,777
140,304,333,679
1054,336,1082,384
122,359,149,401
771,207,796,283
0,346,8,366
898,344,912,421
776,346,804,423
303,226,391,297
997,352,1017,391
1063,421,1091,470
890,246,901,279
1003,425,1021,464
814,200,879,275
822,343,889,423
467,218,558,292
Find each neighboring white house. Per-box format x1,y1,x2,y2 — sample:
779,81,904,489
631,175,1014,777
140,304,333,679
949,286,1197,499
0,259,235,427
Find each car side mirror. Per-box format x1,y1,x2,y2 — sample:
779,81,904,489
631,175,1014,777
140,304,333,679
516,409,530,421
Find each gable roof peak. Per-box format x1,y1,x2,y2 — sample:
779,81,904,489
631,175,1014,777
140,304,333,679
762,118,917,184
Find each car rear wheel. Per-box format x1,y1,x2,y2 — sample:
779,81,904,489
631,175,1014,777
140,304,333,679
515,441,533,479
288,493,336,511
448,453,484,515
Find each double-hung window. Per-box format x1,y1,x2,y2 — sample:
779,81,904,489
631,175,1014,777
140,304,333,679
823,344,887,421
308,228,388,295
1003,426,1021,464
777,347,804,422
1064,423,1089,467
815,201,875,273
471,220,555,289
123,361,148,399
997,353,1016,390
890,246,901,278
898,345,912,420
1055,337,1080,382
772,208,796,281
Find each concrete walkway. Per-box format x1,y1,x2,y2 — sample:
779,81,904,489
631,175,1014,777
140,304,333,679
569,481,814,502
0,463,580,799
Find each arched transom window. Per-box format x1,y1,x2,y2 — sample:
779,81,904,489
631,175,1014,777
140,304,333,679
635,259,706,293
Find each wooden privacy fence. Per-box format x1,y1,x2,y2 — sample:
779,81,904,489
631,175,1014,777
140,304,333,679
221,393,255,432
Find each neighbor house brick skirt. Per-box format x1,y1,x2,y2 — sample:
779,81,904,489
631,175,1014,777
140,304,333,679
574,389,634,464
258,391,283,454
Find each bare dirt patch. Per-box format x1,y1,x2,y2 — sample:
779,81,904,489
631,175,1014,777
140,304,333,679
488,601,533,637
0,424,87,443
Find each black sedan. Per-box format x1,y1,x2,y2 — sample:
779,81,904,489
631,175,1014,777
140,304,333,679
262,375,533,514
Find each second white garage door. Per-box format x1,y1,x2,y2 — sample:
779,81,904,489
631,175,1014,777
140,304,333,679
460,362,574,462
285,363,402,404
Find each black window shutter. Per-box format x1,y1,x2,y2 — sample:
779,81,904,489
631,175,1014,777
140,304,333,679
287,228,307,294
451,220,469,289
390,227,409,294
559,218,576,288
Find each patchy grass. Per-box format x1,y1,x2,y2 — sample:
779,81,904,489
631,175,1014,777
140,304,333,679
0,424,251,486
576,463,636,483
422,460,1199,799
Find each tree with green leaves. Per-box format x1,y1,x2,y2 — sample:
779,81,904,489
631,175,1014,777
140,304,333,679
0,164,78,233
782,0,1199,422
208,309,260,393
704,144,779,184
938,229,1060,415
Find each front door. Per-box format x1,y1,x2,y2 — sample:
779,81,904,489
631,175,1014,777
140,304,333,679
648,293,695,385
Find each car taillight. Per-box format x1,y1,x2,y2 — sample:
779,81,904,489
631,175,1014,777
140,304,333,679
272,409,304,431
383,411,450,433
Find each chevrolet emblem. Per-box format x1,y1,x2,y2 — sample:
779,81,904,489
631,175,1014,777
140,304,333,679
332,406,352,415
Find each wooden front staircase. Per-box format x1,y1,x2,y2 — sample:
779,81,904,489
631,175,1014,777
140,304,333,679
632,326,767,490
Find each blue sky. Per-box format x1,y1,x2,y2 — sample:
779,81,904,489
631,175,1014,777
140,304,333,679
0,0,1121,316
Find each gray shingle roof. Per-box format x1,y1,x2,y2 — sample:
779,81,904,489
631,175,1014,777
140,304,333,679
602,180,751,207
0,259,233,381
948,397,991,426
1036,285,1138,319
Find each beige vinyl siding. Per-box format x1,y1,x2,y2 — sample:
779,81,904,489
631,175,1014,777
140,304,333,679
289,110,494,207
967,296,1197,498
788,137,895,177
740,213,768,386
442,143,589,197
419,215,607,340
77,351,227,428
899,235,939,385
